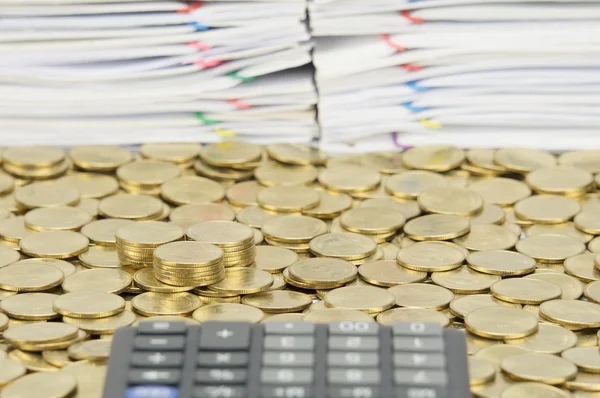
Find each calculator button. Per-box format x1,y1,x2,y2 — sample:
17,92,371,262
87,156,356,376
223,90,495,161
125,385,179,398
328,369,381,385
328,352,379,367
329,336,379,351
329,322,379,336
199,323,251,351
261,368,314,384
328,386,380,398
393,323,443,337
134,336,186,351
264,335,315,351
261,385,314,398
394,353,445,369
128,369,181,385
198,352,249,367
193,385,246,398
265,322,315,335
131,352,184,368
263,351,314,367
395,387,446,398
393,337,444,352
394,370,448,386
137,322,187,335
195,369,247,384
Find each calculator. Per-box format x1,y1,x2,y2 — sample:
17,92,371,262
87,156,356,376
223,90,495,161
104,321,469,398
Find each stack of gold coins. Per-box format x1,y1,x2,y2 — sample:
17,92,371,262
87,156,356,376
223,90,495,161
262,215,328,252
116,160,181,196
309,232,382,265
283,257,358,290
339,206,406,243
153,241,225,286
187,221,256,267
2,146,70,180
115,221,184,267
195,142,263,182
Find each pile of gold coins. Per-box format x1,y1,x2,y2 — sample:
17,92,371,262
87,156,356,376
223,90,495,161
2,143,600,397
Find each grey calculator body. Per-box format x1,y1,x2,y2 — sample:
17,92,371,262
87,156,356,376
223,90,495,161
104,321,470,398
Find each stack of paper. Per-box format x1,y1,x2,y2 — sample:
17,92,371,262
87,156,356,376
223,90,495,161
0,0,317,146
310,0,600,153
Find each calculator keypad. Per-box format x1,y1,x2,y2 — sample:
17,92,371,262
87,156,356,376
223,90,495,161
105,321,469,398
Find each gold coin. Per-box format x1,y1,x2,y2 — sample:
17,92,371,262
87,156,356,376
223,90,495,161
505,323,577,354
241,291,312,313
590,237,600,253
379,242,400,261
60,172,119,199
526,166,592,196
385,170,447,199
494,148,556,173
253,246,298,273
4,322,79,345
0,172,15,197
490,278,562,305
4,160,68,180
0,358,26,387
69,145,132,171
561,346,600,373
358,260,426,287
500,382,571,398
98,194,164,220
117,160,180,187
140,143,200,164
470,204,506,225
169,203,235,230
78,245,120,269
468,357,496,386
0,293,59,320
154,241,223,267
208,267,273,294
432,265,500,294
470,178,532,207
0,262,64,292
192,303,265,323
266,143,326,166
24,206,92,232
465,307,538,340
235,205,279,228
62,269,132,294
262,215,328,243
131,291,201,317
0,370,76,398
309,232,377,260
402,145,465,172
564,373,600,392
116,221,184,247
326,155,365,169
226,181,262,207
303,308,374,323
3,146,65,169
574,212,600,235
500,352,576,384
187,220,254,247
255,162,317,187
360,151,405,174
80,219,132,246
516,234,585,263
63,310,136,335
318,165,381,194
67,340,112,361
339,207,405,234
565,253,600,282
360,198,421,220
16,329,89,353
160,176,224,205
539,299,600,329
584,280,600,303
525,272,583,300
133,268,195,293
403,214,470,241
527,222,593,243
376,308,449,327
418,186,483,217
324,286,395,313
466,149,507,173
396,241,464,272
20,230,89,259
515,195,581,224
388,283,454,310
0,245,20,268
60,360,107,398
467,250,536,276
257,185,319,213
559,150,600,173
449,294,520,319
454,224,518,251
8,349,59,372
288,258,357,285
53,292,125,318
200,142,262,167
465,333,503,356
194,160,254,182
282,268,344,290
15,180,80,209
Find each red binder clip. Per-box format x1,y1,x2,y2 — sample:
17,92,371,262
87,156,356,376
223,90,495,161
382,34,406,52
227,99,251,110
401,64,423,72
194,59,224,68
188,42,212,51
401,10,424,24
177,1,202,14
